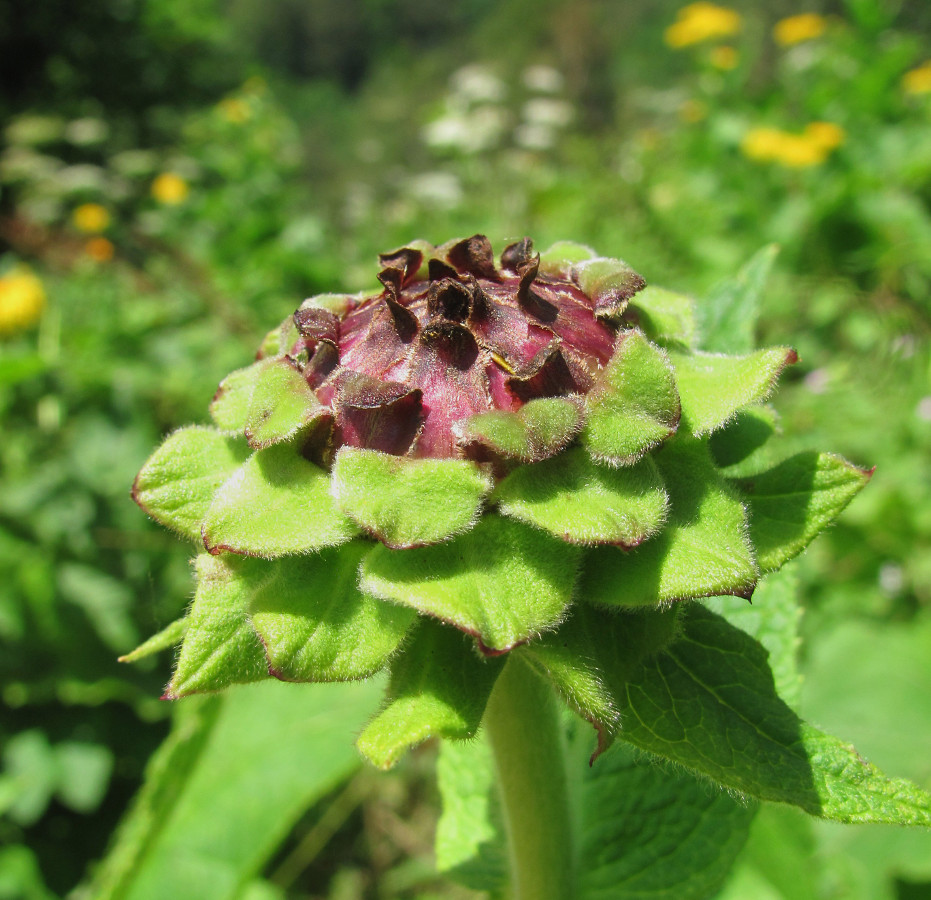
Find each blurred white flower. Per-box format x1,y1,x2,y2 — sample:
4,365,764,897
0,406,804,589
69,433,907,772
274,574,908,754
0,148,63,184
522,98,574,128
424,106,508,153
514,122,556,151
5,115,64,147
522,65,565,94
804,368,830,394
54,164,110,194
878,562,904,596
406,171,463,209
917,396,931,422
64,118,110,146
110,149,158,178
450,64,506,104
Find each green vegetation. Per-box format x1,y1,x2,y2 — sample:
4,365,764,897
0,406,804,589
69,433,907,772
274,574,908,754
2,1,930,898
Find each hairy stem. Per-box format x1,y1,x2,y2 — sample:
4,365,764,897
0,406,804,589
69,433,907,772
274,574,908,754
484,654,574,900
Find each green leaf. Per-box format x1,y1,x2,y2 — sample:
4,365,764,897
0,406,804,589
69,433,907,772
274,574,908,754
670,347,797,435
456,396,583,462
571,731,758,900
203,443,358,558
709,405,779,470
248,542,416,682
210,361,266,433
244,358,326,449
360,514,580,652
581,437,758,607
494,447,668,547
700,244,779,353
167,554,269,698
582,330,680,466
614,605,931,824
625,285,698,350
435,731,509,893
521,603,679,755
132,426,249,541
55,742,113,813
330,448,491,548
118,617,188,663
357,618,505,769
730,452,873,572
88,680,382,900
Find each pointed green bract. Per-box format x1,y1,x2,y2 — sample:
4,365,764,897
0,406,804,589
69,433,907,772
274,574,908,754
360,514,580,652
731,452,873,572
330,449,491,548
582,330,680,466
614,605,931,825
626,285,698,350
670,347,797,435
167,555,269,698
203,443,358,558
456,397,583,462
210,361,266,433
538,240,596,276
244,357,326,449
248,542,416,682
357,618,505,769
582,437,758,607
494,447,668,547
300,292,358,317
524,604,679,756
573,257,644,316
132,426,250,541
118,617,188,663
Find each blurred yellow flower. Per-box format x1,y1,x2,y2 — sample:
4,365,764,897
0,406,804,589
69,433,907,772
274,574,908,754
805,121,845,151
0,268,46,335
741,124,841,168
679,99,709,123
72,202,110,234
85,237,115,262
710,45,739,70
665,3,742,49
902,62,931,95
218,97,251,124
151,172,190,205
773,13,827,46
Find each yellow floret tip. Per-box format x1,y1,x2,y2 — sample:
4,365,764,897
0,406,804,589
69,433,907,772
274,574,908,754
0,268,46,335
773,13,828,46
902,62,931,95
72,203,110,234
665,3,742,48
151,172,190,205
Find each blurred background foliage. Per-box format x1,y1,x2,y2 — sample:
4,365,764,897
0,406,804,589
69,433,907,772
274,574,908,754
1,0,930,897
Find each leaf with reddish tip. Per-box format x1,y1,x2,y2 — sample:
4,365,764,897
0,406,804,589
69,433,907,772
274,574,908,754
298,292,359,318
210,362,266,434
330,449,491,548
582,330,681,466
731,452,873,572
581,437,758,607
167,554,269,698
244,358,327,449
572,257,645,317
247,542,416,682
456,396,583,462
132,426,250,541
625,285,698,350
360,514,580,653
494,447,668,547
671,347,797,435
357,618,505,769
538,240,597,277
203,444,358,558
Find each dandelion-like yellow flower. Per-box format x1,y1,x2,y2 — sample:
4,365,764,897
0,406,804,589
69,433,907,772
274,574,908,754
805,121,845,151
151,172,190,205
665,3,742,49
773,13,828,46
218,98,251,124
0,268,46,335
902,62,931,95
85,237,115,262
72,203,110,234
710,45,739,70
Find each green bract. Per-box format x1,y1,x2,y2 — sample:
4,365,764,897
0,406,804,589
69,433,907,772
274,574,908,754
130,235,872,768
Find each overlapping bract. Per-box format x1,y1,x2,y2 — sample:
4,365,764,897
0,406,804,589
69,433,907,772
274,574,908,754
131,236,871,767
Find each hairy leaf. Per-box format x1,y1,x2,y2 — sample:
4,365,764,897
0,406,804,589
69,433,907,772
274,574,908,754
244,358,326,449
625,285,698,350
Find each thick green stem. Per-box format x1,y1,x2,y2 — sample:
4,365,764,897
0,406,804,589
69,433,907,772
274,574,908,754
484,654,574,900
